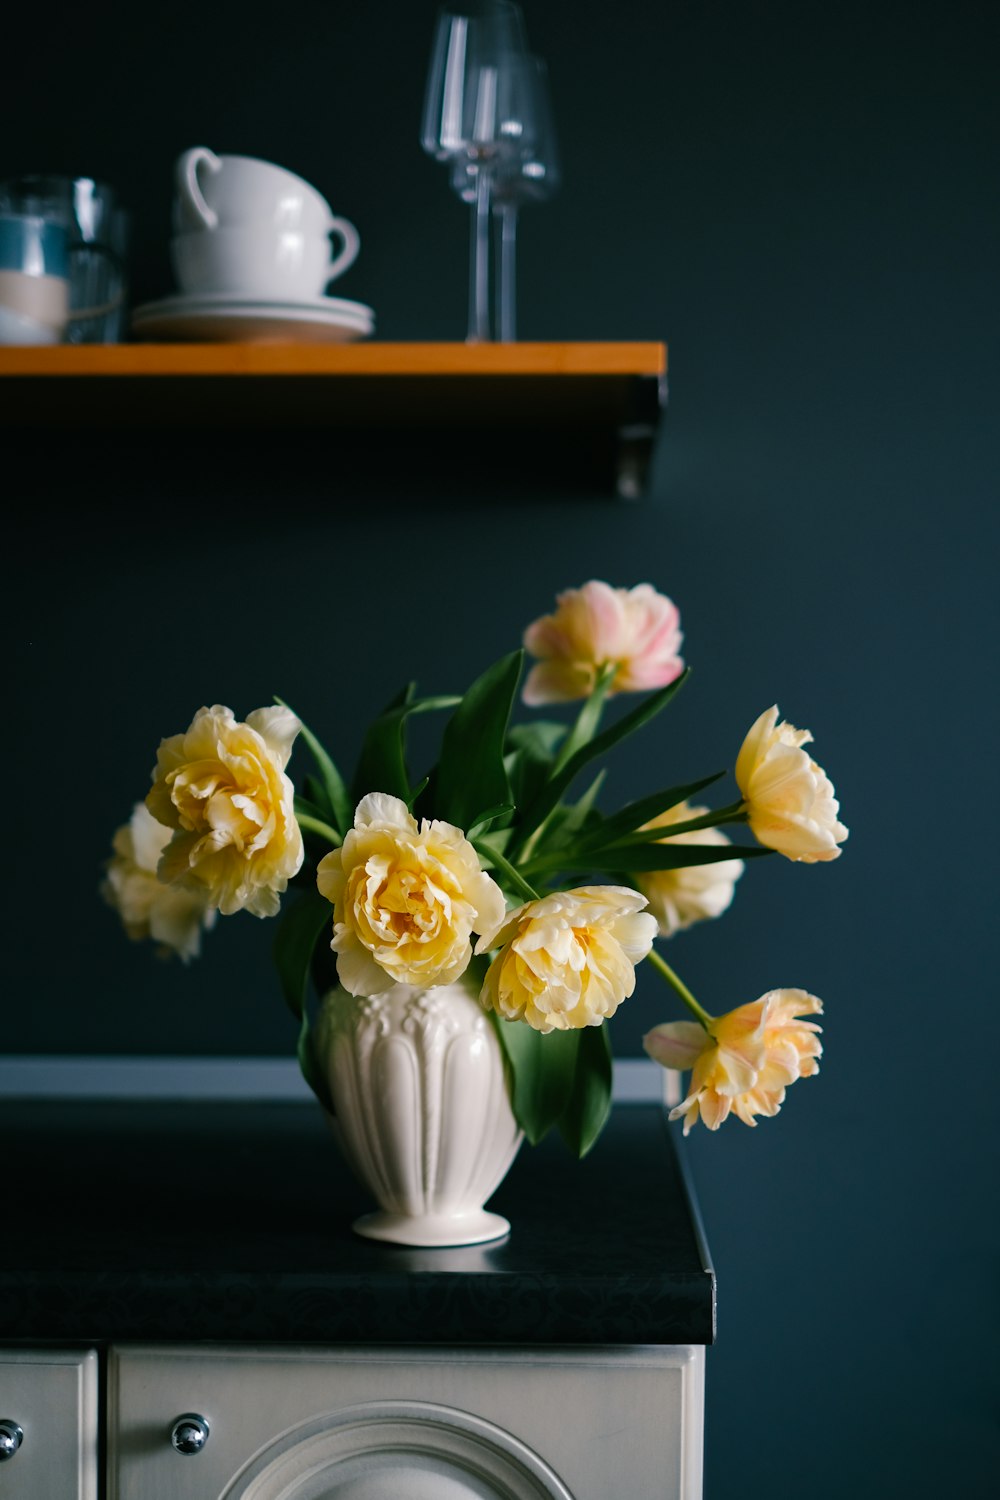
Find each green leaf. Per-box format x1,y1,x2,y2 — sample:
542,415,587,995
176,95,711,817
544,770,606,849
506,721,567,758
435,650,523,832
406,775,429,812
297,1009,333,1115
471,838,540,903
557,1024,613,1157
303,774,329,812
294,791,337,827
352,684,460,806
275,697,352,836
516,669,690,847
467,802,515,840
272,886,333,1021
532,840,770,875
491,1019,581,1146
574,772,726,851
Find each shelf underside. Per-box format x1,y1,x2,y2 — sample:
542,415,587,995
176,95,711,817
0,342,667,499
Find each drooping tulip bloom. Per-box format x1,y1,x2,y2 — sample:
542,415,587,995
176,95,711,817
643,989,823,1133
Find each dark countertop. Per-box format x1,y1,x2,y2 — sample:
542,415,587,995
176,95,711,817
0,1101,714,1346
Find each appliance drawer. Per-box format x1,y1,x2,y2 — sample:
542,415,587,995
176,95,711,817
108,1343,704,1499
0,1348,98,1500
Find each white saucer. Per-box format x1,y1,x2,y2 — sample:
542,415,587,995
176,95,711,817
131,293,375,344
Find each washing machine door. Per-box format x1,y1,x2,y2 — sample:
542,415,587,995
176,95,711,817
219,1400,574,1500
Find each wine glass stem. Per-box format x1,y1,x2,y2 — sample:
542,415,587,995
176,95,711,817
498,202,518,343
468,163,493,342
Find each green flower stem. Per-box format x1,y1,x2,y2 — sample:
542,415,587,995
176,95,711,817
472,840,541,904
295,813,343,847
517,665,619,865
550,661,618,778
646,948,715,1030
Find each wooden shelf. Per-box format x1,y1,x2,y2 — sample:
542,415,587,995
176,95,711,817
0,340,667,498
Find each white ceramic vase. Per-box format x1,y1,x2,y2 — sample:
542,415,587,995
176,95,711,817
315,973,523,1247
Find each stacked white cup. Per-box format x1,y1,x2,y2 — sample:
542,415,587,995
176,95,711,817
170,148,360,301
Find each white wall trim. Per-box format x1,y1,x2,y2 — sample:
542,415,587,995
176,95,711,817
0,1055,671,1104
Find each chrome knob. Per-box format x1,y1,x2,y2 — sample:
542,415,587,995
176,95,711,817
0,1421,23,1461
170,1413,210,1455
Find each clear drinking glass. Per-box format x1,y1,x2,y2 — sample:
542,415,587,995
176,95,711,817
0,176,128,342
492,55,560,343
421,1,530,341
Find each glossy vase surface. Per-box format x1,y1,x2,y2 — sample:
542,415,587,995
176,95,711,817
315,974,523,1246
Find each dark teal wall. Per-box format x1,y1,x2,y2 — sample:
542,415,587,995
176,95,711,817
4,2,997,1495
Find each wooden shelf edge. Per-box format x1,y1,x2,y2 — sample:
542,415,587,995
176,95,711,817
0,340,666,379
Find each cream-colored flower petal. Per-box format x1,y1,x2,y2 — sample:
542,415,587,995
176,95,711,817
734,705,778,793
354,792,417,832
245,705,301,769
323,796,504,996
635,802,745,938
606,909,659,964
522,659,596,706
643,1021,709,1070
146,704,303,918
696,1089,733,1130
648,987,824,1133
736,707,847,863
478,885,653,1032
333,931,400,997
102,803,215,963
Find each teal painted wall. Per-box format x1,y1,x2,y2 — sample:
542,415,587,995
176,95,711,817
3,1,997,1494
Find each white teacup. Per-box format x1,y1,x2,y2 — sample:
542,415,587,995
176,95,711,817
170,226,358,300
173,147,348,237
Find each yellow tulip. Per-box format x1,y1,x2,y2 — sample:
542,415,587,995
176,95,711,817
643,989,823,1133
736,706,847,862
477,886,657,1032
317,793,506,997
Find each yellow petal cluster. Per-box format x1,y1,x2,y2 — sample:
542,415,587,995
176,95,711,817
101,802,216,962
643,989,823,1133
146,704,303,918
735,706,848,862
634,802,744,938
476,886,657,1032
316,793,506,997
522,580,684,704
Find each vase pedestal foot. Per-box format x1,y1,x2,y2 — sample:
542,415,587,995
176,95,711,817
351,1208,511,1248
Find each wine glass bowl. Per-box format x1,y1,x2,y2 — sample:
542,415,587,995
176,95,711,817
491,55,560,341
421,2,531,340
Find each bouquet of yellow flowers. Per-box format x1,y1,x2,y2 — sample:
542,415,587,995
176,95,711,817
104,580,847,1156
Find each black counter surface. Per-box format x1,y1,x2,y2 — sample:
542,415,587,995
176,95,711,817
0,1100,714,1346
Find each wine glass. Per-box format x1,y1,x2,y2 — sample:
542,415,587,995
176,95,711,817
492,55,560,343
421,1,530,341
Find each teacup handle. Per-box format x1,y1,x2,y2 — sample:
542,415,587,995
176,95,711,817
325,216,360,284
176,147,222,230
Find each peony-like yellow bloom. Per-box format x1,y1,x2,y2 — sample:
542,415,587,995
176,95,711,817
476,886,657,1033
643,989,823,1134
101,802,216,962
522,580,684,705
634,802,744,938
316,793,506,997
146,704,303,918
735,705,848,863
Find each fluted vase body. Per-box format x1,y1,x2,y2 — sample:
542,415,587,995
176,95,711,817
315,974,523,1246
